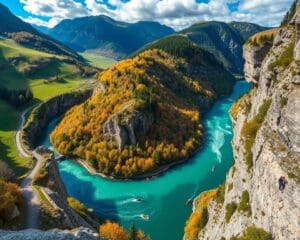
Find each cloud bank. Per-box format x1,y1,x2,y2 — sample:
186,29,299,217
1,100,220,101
19,0,293,30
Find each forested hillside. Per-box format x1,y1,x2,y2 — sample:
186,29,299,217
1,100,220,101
51,36,235,177
179,21,268,75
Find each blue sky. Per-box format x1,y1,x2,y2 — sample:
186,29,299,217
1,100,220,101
0,0,294,30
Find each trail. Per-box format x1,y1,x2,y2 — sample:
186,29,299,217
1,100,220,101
15,105,36,158
15,105,42,229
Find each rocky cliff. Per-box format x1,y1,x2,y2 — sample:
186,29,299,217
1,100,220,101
22,89,93,150
0,228,101,240
185,2,300,240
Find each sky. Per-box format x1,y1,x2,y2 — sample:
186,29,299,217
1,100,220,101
0,0,294,30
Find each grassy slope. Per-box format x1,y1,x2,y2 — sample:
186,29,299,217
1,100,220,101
0,38,87,177
80,52,116,69
0,100,32,177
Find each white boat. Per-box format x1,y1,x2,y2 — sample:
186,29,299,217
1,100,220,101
140,214,150,220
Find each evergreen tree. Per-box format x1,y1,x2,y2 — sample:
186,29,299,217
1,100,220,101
128,224,136,240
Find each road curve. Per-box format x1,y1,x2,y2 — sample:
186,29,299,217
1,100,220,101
15,105,37,158
16,105,42,229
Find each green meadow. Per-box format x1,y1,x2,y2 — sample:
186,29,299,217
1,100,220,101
80,52,116,69
0,38,88,177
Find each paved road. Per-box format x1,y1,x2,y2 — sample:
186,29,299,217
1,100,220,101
16,105,42,229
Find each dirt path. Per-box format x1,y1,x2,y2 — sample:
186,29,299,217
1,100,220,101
15,105,37,158
16,105,42,229
20,151,43,229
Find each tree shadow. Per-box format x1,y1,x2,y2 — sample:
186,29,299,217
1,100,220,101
59,170,119,222
0,139,28,176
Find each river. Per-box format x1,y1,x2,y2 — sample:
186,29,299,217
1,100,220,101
40,80,251,240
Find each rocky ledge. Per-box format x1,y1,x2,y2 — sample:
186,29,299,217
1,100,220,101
0,228,101,240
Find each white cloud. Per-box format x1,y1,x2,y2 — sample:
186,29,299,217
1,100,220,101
19,16,49,27
19,0,294,30
20,0,89,27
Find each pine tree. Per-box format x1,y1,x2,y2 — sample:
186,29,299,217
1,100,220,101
128,224,136,240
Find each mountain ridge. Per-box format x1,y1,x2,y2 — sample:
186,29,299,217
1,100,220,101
0,3,82,61
47,15,175,59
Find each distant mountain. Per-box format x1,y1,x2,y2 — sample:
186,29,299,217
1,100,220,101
0,3,82,61
179,21,268,75
48,15,175,59
32,24,49,34
229,21,269,41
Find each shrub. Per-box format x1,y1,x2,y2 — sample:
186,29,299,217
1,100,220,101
280,97,288,108
239,226,272,240
238,191,251,216
185,190,216,239
214,184,225,204
225,202,237,223
67,197,89,217
241,99,272,171
268,41,294,71
199,207,209,229
228,183,233,192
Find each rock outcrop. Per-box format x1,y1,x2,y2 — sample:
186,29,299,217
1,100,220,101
243,42,272,84
0,228,101,240
22,89,93,150
103,106,153,150
186,2,300,240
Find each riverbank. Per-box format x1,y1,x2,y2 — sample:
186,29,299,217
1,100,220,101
70,145,205,181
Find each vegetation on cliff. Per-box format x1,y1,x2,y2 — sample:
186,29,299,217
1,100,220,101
184,190,217,240
241,99,272,171
230,226,272,240
246,29,278,47
281,0,299,26
51,39,235,177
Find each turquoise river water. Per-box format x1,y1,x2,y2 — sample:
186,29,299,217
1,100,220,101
41,81,251,240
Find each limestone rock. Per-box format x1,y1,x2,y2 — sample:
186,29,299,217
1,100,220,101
0,228,101,240
103,106,153,150
243,43,272,84
191,4,300,240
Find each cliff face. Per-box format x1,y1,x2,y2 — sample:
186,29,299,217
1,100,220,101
22,89,92,150
0,228,101,240
187,3,300,240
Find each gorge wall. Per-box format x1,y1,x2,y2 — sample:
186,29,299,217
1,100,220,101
22,89,93,150
186,2,300,240
0,228,101,240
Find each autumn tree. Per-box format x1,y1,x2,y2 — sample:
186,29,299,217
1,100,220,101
99,221,128,240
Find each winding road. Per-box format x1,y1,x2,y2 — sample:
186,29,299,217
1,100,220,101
15,105,42,229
